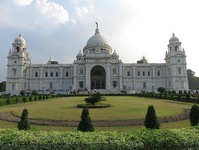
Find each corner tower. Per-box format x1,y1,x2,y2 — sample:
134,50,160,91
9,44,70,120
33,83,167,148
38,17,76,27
165,33,189,91
6,34,31,95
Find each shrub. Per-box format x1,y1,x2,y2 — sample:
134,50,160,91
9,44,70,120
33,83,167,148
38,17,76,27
31,90,38,96
17,109,30,130
22,96,26,103
157,87,165,94
84,93,104,105
6,97,10,104
144,105,160,129
186,94,190,102
20,90,25,96
77,107,94,132
34,96,37,101
189,104,199,126
15,97,19,104
29,96,32,102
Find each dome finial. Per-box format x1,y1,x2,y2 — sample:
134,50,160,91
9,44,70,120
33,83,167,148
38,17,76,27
172,32,175,36
95,22,100,35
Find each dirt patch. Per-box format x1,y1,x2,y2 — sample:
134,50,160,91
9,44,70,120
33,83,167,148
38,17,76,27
0,109,190,127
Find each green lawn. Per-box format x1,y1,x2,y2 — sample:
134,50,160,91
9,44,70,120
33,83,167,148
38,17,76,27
0,96,192,121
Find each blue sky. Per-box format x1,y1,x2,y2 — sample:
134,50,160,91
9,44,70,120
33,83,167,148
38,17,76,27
1,0,199,82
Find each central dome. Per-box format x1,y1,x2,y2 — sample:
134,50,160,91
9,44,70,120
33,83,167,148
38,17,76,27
86,29,109,47
83,27,112,54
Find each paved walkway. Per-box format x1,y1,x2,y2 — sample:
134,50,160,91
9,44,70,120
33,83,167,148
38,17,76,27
0,109,190,127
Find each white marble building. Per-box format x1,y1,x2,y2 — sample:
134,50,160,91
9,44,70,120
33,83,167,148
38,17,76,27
6,26,189,95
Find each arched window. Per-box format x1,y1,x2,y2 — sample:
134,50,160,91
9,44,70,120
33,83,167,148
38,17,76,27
16,47,20,52
175,46,178,51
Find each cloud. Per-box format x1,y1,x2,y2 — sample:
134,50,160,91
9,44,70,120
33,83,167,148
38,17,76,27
36,0,69,24
13,0,33,6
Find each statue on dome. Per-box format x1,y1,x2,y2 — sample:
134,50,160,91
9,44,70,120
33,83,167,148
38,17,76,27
95,22,98,29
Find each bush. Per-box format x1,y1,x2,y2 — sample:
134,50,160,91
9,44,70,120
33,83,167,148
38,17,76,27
77,107,94,132
84,93,104,105
29,96,32,102
189,104,199,126
17,109,30,130
20,90,25,96
22,96,26,103
31,90,38,96
157,87,165,94
144,105,160,129
6,97,10,104
0,128,199,149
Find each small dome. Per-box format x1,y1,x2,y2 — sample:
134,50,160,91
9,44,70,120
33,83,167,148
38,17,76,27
112,50,119,57
77,50,83,57
169,33,179,43
14,34,26,44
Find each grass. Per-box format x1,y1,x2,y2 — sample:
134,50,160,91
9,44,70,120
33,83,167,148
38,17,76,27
0,96,193,131
0,96,192,121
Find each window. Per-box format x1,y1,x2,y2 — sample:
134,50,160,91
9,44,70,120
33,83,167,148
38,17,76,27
13,68,17,76
80,69,83,75
112,68,117,74
178,68,181,74
45,72,48,77
50,83,53,89
14,61,17,64
112,81,117,88
12,83,15,90
35,72,38,77
169,81,171,87
66,71,69,77
79,81,84,88
157,71,160,76
143,82,146,88
142,71,145,76
50,72,53,77
137,71,140,76
127,71,130,77
56,72,59,77
148,71,150,76
16,47,20,52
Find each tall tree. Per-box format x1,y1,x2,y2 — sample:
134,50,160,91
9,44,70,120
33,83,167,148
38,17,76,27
77,108,94,132
187,69,199,90
0,81,6,92
144,105,160,129
17,109,30,130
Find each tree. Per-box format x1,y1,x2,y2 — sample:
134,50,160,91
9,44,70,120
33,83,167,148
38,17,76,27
77,107,94,132
31,90,38,96
157,87,165,94
20,90,25,96
17,109,30,130
0,81,6,92
187,69,199,90
144,105,160,129
189,104,199,126
84,93,103,105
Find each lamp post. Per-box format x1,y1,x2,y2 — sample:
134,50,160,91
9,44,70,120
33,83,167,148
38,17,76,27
152,84,154,93
43,85,44,95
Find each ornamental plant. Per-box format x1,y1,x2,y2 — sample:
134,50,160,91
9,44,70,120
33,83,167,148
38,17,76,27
84,92,103,105
77,107,94,132
17,109,30,130
144,105,160,129
189,104,199,126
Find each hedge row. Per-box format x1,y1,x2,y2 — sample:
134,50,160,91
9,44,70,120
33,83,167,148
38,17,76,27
0,127,199,149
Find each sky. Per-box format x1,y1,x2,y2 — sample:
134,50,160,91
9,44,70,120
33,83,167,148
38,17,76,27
0,0,199,82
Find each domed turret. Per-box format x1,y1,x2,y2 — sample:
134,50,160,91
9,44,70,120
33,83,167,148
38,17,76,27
14,34,26,44
169,33,179,44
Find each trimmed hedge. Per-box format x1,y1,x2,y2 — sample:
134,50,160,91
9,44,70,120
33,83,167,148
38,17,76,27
0,127,199,149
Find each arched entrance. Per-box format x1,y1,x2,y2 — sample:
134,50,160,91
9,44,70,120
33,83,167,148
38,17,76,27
91,66,106,89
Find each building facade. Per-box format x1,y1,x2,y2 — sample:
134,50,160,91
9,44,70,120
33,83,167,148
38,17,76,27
6,26,189,95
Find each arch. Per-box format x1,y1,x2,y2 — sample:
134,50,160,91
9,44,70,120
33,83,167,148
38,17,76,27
90,65,106,89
